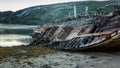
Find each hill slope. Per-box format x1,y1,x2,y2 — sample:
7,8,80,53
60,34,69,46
0,1,118,25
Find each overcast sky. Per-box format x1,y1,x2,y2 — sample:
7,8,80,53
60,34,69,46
0,0,108,11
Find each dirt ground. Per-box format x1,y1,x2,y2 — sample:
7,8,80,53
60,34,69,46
0,51,120,68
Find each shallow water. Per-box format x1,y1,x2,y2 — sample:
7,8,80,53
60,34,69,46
0,24,37,30
0,34,32,47
0,24,37,47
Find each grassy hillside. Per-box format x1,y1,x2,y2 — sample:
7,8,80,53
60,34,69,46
0,1,118,25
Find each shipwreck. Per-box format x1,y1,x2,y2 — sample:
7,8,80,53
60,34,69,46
30,4,120,51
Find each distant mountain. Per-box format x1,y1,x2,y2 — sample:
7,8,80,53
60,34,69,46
0,1,118,25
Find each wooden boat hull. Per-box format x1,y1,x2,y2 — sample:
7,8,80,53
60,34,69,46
63,33,120,51
30,4,120,51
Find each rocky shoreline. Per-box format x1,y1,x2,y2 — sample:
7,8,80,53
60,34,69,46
0,51,120,68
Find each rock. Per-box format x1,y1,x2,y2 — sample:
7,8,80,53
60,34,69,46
17,49,27,53
89,56,97,59
66,53,71,56
27,61,33,65
51,62,60,66
24,61,33,65
75,64,80,68
90,65,95,67
41,64,51,68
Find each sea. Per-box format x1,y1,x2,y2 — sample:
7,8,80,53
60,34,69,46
0,24,38,47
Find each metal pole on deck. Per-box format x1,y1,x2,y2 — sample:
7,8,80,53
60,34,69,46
74,5,77,18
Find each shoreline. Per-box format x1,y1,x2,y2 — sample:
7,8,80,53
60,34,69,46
0,46,120,68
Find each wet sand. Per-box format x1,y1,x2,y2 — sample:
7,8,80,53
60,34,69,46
0,52,120,68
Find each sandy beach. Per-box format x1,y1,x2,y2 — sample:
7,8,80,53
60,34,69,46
0,51,120,68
